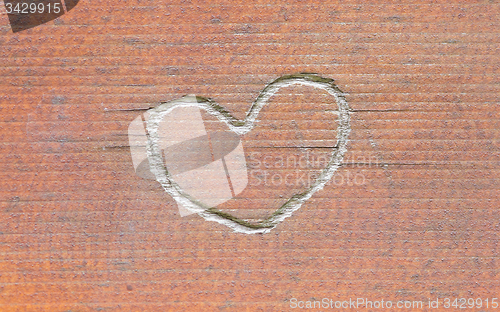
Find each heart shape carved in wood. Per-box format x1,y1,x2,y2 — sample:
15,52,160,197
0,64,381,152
135,73,351,234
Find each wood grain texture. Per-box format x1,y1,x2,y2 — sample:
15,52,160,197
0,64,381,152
1,0,499,311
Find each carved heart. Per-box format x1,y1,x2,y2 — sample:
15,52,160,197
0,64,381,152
145,73,351,234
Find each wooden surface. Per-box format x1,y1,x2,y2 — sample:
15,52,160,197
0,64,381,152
1,0,499,311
